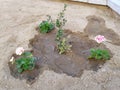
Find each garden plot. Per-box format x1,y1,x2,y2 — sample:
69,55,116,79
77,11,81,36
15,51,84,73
0,0,120,90
8,5,114,85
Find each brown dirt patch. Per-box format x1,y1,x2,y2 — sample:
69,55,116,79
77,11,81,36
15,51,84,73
30,29,111,76
31,29,113,74
8,29,112,84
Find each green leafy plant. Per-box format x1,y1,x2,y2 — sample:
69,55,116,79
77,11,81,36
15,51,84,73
39,15,55,33
15,52,35,73
89,49,110,60
56,4,67,28
57,38,72,54
56,4,67,41
56,29,63,41
55,4,71,54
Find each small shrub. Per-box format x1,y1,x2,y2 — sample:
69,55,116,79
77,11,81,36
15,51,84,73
55,4,71,54
15,52,35,73
89,49,110,60
39,15,54,33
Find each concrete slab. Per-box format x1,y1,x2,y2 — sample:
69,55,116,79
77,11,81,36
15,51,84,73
88,0,107,5
72,0,88,2
71,0,120,15
108,0,120,15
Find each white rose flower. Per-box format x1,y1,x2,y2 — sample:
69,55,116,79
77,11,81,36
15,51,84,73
15,47,24,55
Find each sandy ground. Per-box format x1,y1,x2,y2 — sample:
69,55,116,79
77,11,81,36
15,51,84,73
0,0,120,90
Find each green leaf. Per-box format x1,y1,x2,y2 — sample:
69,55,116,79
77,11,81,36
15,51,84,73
22,52,32,57
39,20,54,33
15,51,35,73
18,68,23,73
28,64,35,70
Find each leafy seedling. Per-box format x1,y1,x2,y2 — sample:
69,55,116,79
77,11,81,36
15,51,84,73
89,49,110,60
39,15,55,33
15,52,35,73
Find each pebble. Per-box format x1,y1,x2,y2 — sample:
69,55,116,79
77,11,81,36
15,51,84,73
101,69,106,72
113,72,116,74
85,84,88,87
5,85,8,88
27,84,31,87
4,76,8,80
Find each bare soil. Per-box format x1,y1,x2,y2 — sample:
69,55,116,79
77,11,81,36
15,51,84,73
30,29,109,77
0,0,120,90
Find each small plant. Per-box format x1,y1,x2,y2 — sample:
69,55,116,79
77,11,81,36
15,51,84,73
89,49,110,60
15,51,35,73
57,38,72,54
56,29,63,41
9,47,35,73
39,15,54,33
55,4,71,54
56,4,67,41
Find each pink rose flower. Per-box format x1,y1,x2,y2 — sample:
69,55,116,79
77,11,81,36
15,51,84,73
94,35,106,43
15,47,24,55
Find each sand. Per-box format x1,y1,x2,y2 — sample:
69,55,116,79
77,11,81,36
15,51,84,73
0,0,120,90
